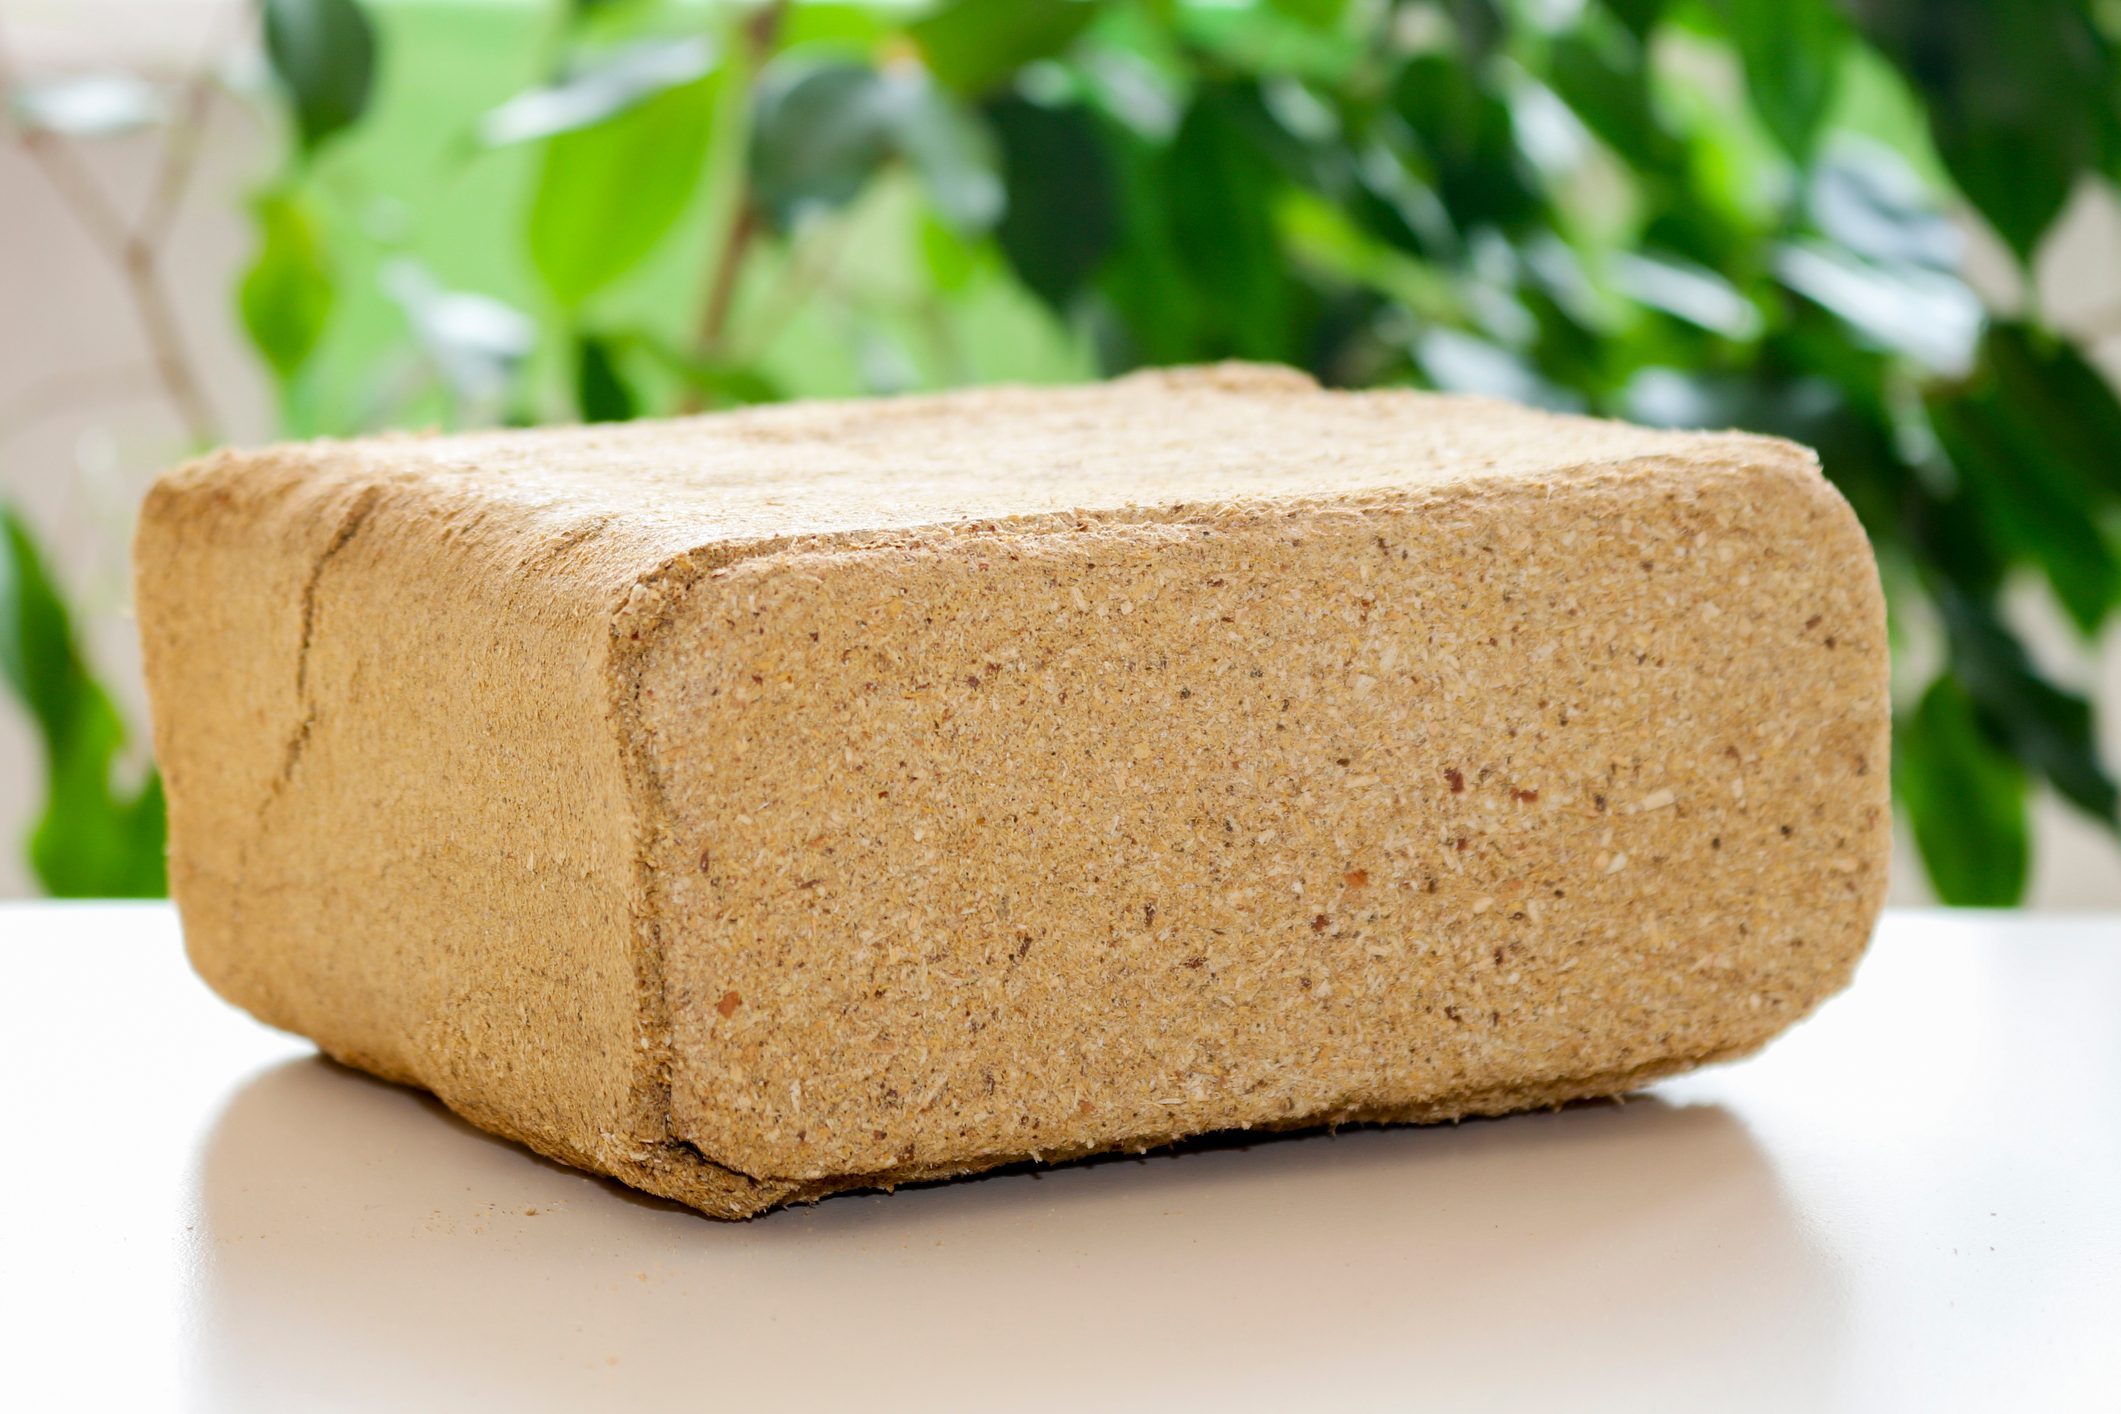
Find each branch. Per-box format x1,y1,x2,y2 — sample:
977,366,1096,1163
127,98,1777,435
696,201,759,357
118,233,220,448
137,23,226,245
686,0,790,385
0,23,225,448
0,75,131,258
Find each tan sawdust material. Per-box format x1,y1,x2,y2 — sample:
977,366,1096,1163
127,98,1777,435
135,363,1890,1217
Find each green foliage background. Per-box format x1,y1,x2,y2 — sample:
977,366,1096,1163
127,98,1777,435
5,0,2121,903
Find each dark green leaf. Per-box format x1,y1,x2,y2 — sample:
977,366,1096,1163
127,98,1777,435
1091,125,1207,369
262,0,379,155
1710,0,1844,158
1895,676,2029,906
1346,135,1456,261
1842,0,2109,260
1163,87,1288,359
1225,79,1345,201
1445,0,1504,60
576,333,639,422
751,65,898,230
987,96,1120,309
751,63,1001,235
1980,323,2121,503
1392,56,1542,232
0,507,73,750
755,62,1001,235
478,37,715,147
1937,585,2120,827
1623,366,1830,434
1545,30,1685,175
1602,0,1665,43
0,505,165,897
1902,483,2006,601
911,0,1102,96
528,66,720,308
238,186,335,382
1929,383,2121,636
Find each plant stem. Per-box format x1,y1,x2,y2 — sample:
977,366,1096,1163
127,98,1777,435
684,0,789,397
119,233,220,448
0,24,225,449
696,200,759,357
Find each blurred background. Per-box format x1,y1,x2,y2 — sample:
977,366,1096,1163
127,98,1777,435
2,0,2117,907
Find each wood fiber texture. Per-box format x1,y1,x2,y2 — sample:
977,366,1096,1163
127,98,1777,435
136,364,1890,1217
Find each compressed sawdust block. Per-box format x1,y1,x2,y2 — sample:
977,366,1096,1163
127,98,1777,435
136,363,1890,1218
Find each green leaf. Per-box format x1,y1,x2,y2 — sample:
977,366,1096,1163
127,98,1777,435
1163,86,1288,359
1710,0,1844,159
262,0,379,156
1603,0,1665,43
0,504,165,897
1806,139,1960,271
1895,676,2029,906
238,186,335,382
911,0,1102,96
1414,327,1583,411
750,65,902,229
1392,55,1541,233
478,37,715,147
1545,29,1685,175
1843,0,2109,261
1611,249,1761,339
630,334,783,406
1092,125,1207,368
1772,240,1981,374
751,63,999,235
986,95,1120,309
528,65,720,309
1937,585,2120,827
0,509,72,750
575,332,639,422
918,208,981,293
1444,0,1504,61
1903,483,2007,602
1980,323,2121,503
1268,0,1350,28
1175,0,1364,81
1929,382,2121,636
894,82,1005,235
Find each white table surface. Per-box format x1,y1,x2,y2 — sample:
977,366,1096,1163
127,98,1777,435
1,904,2115,1412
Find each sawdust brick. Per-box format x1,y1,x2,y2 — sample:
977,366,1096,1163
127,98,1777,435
135,364,1890,1217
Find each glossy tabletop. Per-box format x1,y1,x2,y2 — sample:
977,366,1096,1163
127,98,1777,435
1,904,2115,1411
